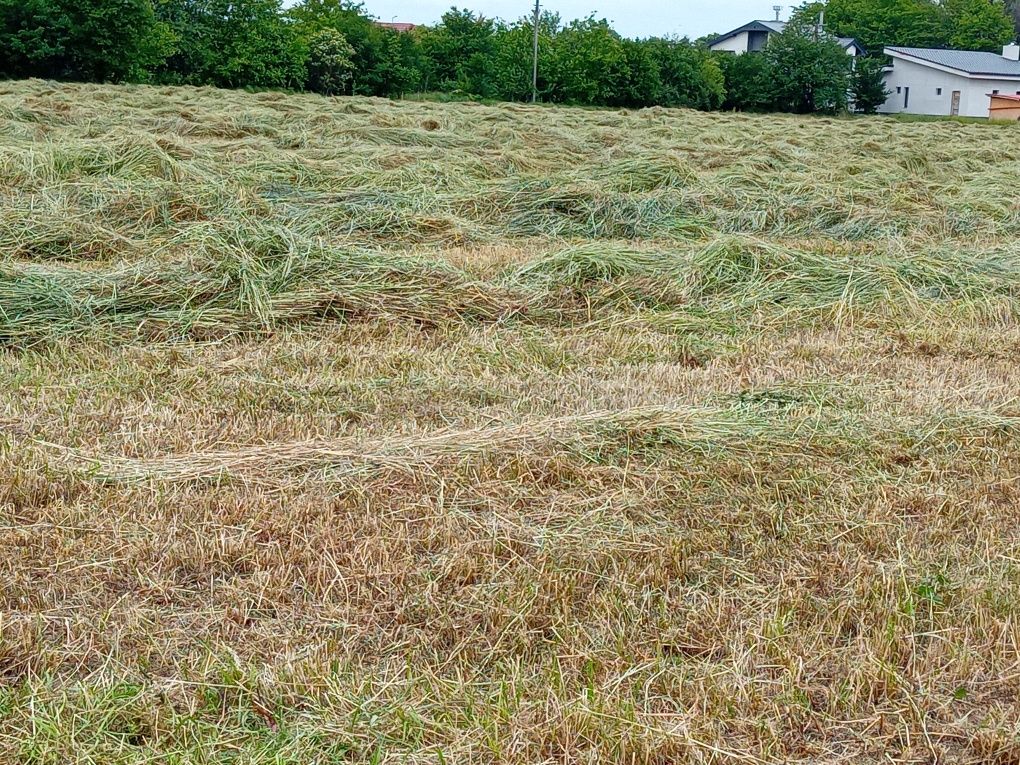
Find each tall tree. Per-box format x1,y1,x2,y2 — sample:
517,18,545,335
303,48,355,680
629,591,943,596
615,38,661,107
287,0,382,94
942,0,1015,50
646,38,725,110
156,0,305,89
0,0,170,81
306,28,355,94
547,17,629,105
717,51,775,111
765,22,852,113
851,55,889,113
793,0,1014,52
417,8,496,95
489,12,558,101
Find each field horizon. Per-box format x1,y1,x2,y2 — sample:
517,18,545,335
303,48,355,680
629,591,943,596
2,79,1020,764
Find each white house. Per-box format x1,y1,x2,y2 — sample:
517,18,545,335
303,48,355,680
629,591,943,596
880,45,1020,117
708,20,865,58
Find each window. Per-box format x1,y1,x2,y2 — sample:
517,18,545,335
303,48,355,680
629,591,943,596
896,86,902,94
936,87,942,95
992,89,1000,94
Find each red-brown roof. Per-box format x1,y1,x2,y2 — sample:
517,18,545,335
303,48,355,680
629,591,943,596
375,21,416,32
988,93,1020,101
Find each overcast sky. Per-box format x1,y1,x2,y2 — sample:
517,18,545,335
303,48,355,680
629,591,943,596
360,1,791,40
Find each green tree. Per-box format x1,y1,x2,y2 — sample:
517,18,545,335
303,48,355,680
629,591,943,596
792,0,942,51
306,28,355,94
0,0,170,81
548,17,629,105
614,38,661,106
417,8,495,95
156,0,305,89
850,56,889,113
765,22,852,113
717,51,774,111
369,26,423,97
489,12,558,101
793,0,1013,52
286,0,405,96
942,0,1015,50
646,38,725,110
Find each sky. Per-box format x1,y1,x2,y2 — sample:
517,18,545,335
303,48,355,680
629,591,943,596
359,1,791,40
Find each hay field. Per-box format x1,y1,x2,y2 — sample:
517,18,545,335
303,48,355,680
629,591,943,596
2,79,1020,764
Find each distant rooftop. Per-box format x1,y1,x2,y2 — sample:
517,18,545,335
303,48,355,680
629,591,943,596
375,21,416,32
710,20,863,52
887,47,1020,78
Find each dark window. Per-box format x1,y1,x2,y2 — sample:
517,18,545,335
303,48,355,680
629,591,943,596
747,30,769,52
936,88,942,95
904,86,910,108
896,86,902,94
992,89,1000,94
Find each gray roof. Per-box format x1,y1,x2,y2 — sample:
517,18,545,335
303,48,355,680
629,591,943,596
887,47,1020,78
708,19,785,46
710,20,864,53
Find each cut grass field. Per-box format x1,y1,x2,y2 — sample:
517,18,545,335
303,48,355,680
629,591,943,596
2,79,1020,763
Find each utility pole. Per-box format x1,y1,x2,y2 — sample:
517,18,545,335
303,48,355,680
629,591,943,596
531,0,540,103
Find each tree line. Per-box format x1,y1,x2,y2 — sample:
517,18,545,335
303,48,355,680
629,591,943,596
0,0,1016,115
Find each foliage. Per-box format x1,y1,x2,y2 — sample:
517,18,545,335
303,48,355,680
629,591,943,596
156,0,306,89
489,13,558,101
646,38,726,110
851,56,889,113
287,0,422,96
548,17,629,105
717,51,775,111
765,22,852,114
941,0,1016,51
417,8,495,95
306,28,355,95
615,38,662,107
0,0,170,82
793,0,1014,52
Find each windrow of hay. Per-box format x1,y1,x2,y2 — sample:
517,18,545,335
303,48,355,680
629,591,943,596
46,404,771,484
43,403,1020,486
5,236,1020,345
0,227,527,345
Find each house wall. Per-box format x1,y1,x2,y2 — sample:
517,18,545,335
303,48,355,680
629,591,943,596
880,56,1020,117
710,31,749,54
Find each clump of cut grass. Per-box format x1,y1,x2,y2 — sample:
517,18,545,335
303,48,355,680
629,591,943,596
596,152,697,193
0,226,525,345
509,244,679,289
689,235,1020,316
49,403,772,484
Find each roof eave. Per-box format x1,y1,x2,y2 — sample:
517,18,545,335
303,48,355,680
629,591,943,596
885,47,1020,80
708,21,776,48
